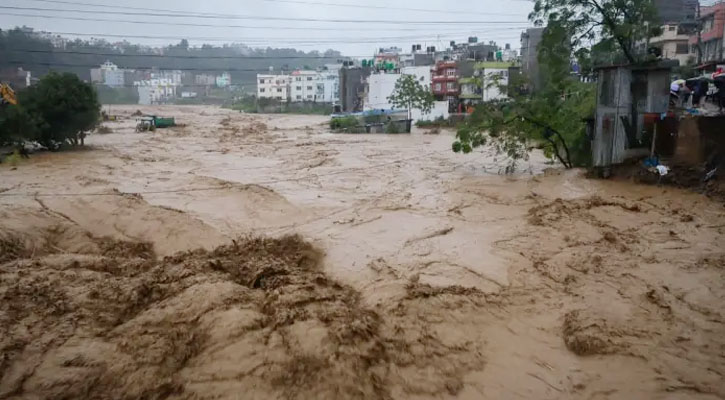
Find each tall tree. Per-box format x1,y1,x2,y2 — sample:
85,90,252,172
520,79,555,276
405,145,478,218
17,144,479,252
529,0,661,64
19,72,100,147
387,75,434,120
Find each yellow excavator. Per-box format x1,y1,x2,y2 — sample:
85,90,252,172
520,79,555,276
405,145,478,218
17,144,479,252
1,82,17,106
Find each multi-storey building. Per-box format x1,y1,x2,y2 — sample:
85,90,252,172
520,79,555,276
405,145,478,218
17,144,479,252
257,74,290,101
431,61,460,101
650,23,695,65
689,2,725,67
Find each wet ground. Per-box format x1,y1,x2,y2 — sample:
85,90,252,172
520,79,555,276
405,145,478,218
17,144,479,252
1,105,723,399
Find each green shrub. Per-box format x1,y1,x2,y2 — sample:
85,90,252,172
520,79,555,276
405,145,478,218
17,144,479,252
385,121,400,134
330,116,360,131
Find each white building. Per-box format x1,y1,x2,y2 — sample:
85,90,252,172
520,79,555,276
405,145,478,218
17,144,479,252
401,66,432,90
257,74,290,101
318,70,340,104
365,73,400,111
477,62,513,102
135,79,177,105
216,73,231,88
290,70,320,102
195,74,216,86
99,61,125,88
649,23,695,65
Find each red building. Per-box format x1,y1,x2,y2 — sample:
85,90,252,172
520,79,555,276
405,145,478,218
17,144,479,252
688,2,725,68
431,61,460,100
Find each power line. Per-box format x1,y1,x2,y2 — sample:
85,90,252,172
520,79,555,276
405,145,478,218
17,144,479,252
0,6,530,25
25,0,529,17
10,28,529,43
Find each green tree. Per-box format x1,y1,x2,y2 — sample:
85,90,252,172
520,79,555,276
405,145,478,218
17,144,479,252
387,75,434,120
0,104,40,146
453,22,596,171
19,72,100,147
529,0,661,64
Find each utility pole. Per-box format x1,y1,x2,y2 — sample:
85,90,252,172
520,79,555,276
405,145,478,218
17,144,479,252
697,0,703,65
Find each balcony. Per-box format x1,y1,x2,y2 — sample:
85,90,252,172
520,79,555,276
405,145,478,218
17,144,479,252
432,74,460,82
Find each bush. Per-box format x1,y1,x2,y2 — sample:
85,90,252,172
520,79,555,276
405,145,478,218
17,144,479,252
330,116,360,131
385,121,400,134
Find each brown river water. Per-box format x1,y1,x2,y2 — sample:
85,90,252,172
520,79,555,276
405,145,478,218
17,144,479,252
0,105,723,399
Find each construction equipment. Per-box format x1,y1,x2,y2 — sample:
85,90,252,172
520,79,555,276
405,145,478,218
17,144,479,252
135,115,175,132
1,83,17,106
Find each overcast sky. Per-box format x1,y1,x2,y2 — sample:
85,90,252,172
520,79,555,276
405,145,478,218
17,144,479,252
1,0,535,56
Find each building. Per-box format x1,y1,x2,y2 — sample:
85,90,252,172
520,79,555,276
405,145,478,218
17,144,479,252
520,28,545,92
318,70,340,104
431,61,460,101
477,62,515,102
216,73,232,88
135,79,176,105
99,61,125,88
689,2,725,67
400,66,431,89
365,73,400,111
339,66,371,112
257,74,290,101
650,23,695,65
290,70,320,102
195,74,216,86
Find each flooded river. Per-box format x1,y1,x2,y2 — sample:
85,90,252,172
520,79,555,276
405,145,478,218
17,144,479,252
1,105,723,399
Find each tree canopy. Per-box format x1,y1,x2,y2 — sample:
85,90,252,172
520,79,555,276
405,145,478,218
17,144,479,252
529,0,661,64
18,72,100,147
453,21,596,171
387,75,434,120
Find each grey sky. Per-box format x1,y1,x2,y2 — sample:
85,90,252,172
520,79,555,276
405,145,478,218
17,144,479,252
1,0,535,56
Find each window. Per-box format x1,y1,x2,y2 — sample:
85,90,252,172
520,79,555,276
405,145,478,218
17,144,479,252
277,88,282,93
296,95,302,99
434,83,442,91
668,25,676,31
676,43,689,54
307,77,313,81
296,86,302,90
296,77,302,81
259,79,265,84
307,86,313,90
260,88,265,92
446,69,456,76
446,82,456,90
307,95,313,99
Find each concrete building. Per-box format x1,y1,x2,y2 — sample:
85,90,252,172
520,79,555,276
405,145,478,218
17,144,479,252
290,70,319,102
521,28,545,92
195,74,216,86
318,70,340,104
431,61,460,101
650,23,695,65
257,74,290,101
99,61,125,88
400,66,431,90
135,79,176,105
689,2,725,66
339,66,371,112
365,73,400,111
477,62,515,102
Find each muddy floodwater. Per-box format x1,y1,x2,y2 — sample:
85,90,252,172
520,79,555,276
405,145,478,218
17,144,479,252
1,105,724,399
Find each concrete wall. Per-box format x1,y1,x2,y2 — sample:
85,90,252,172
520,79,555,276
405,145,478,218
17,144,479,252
365,73,399,111
401,66,431,90
411,101,449,122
